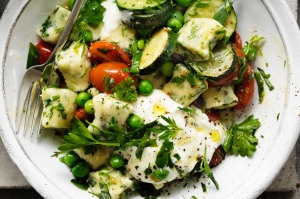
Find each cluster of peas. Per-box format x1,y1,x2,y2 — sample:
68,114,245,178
166,0,193,33
60,151,126,179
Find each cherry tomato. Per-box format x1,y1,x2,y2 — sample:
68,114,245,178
234,32,243,50
234,64,255,109
89,62,131,93
204,109,220,122
88,41,131,65
35,41,54,64
74,108,89,121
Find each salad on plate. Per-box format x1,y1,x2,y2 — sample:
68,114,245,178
25,0,273,198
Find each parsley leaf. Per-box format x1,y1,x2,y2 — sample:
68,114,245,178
54,118,120,155
223,115,261,157
112,76,138,102
155,140,174,168
242,35,265,62
70,0,106,43
150,116,182,141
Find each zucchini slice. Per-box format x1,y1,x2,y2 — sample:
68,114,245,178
139,28,177,75
190,43,236,78
116,0,167,10
184,0,237,39
126,2,172,30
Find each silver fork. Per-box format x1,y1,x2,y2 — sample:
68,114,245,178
15,0,85,138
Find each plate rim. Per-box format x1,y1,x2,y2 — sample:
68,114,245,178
0,0,299,198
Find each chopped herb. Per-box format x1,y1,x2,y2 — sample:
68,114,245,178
151,116,182,141
277,113,280,121
233,57,247,85
254,71,265,103
242,35,265,62
53,118,120,156
70,0,106,43
257,68,274,91
155,140,174,168
201,182,207,193
112,76,138,102
223,115,261,157
70,179,89,190
26,43,40,69
178,107,195,113
40,16,51,38
213,0,233,25
200,146,219,190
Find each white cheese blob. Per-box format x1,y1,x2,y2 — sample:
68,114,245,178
88,93,133,134
120,89,226,187
177,18,226,60
37,5,71,45
55,42,91,92
89,167,134,199
87,0,134,49
41,88,77,129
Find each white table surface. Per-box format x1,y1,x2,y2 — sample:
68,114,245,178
0,0,299,192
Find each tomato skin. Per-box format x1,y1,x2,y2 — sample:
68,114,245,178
89,62,131,93
192,99,220,122
208,64,240,86
88,41,131,65
234,64,255,109
234,32,243,50
74,108,89,121
35,41,54,64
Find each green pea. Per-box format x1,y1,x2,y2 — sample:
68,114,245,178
174,0,192,8
166,18,182,33
61,151,80,167
138,80,154,96
160,61,175,77
69,0,76,10
127,114,144,129
84,99,95,114
170,10,184,24
153,169,169,180
109,154,125,169
71,161,90,179
137,39,145,50
76,92,91,107
83,29,93,44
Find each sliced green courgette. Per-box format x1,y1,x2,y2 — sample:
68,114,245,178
184,0,237,39
126,2,172,30
116,0,167,10
190,43,236,78
139,28,177,75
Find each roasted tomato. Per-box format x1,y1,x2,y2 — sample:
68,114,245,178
89,62,132,93
88,41,131,65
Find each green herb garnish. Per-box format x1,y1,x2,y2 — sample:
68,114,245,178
223,115,261,157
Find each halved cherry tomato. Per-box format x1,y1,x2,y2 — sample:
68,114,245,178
234,32,243,50
234,64,255,109
88,41,131,65
35,41,54,64
89,62,132,93
74,108,89,121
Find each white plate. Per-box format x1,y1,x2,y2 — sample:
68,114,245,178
0,0,300,198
